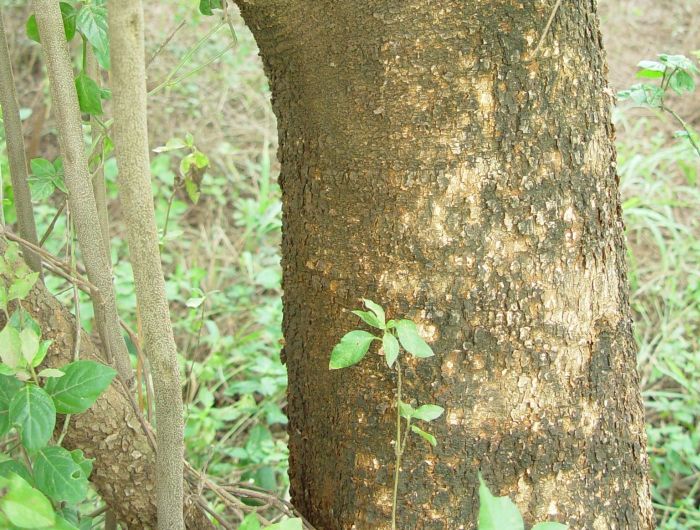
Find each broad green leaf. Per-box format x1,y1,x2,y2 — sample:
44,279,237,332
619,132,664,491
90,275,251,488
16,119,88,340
33,339,53,367
54,515,81,530
8,308,41,335
659,53,697,72
395,320,434,358
532,523,568,530
617,83,663,108
34,446,90,503
398,401,414,419
410,424,436,446
199,0,223,15
0,473,55,528
265,518,303,530
0,364,15,375
38,368,65,378
70,449,93,478
45,360,117,414
9,384,56,451
669,69,695,95
362,299,385,327
412,404,444,422
153,137,188,153
0,459,33,485
478,473,524,530
239,513,262,530
329,330,375,369
0,376,23,436
75,73,103,115
77,3,110,69
26,3,76,43
0,326,22,369
382,332,399,368
20,327,39,365
9,271,40,301
636,60,665,78
352,310,384,330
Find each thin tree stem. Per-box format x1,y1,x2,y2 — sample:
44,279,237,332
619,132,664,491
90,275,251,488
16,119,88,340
662,105,700,159
0,8,42,275
32,0,134,385
391,360,402,530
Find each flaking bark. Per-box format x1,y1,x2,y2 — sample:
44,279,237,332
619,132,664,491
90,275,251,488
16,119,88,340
32,0,134,384
237,1,655,528
0,8,42,274
107,1,185,528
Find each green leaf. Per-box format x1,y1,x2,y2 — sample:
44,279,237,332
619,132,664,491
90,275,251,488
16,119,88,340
0,473,55,528
410,424,437,446
153,137,188,153
352,310,384,330
9,384,56,451
398,401,414,419
362,299,385,327
199,0,223,15
75,73,103,115
33,340,53,367
8,308,41,336
531,523,568,530
239,513,262,530
329,330,375,369
659,53,697,72
34,446,90,503
0,326,22,369
636,60,665,78
0,459,34,485
617,83,663,107
395,320,434,358
0,284,7,313
77,3,110,69
264,518,303,530
26,3,76,43
0,375,23,436
20,327,39,365
44,360,117,414
382,332,399,368
29,158,59,201
478,473,524,530
38,368,65,378
70,449,93,478
8,272,40,300
412,404,444,422
669,69,695,95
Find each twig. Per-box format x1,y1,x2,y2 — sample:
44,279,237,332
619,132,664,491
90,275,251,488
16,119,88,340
146,19,186,69
38,197,66,247
533,0,562,58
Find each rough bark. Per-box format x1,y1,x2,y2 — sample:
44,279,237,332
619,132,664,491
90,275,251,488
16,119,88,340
238,1,654,529
32,0,134,384
0,8,42,274
107,1,185,528
0,240,211,529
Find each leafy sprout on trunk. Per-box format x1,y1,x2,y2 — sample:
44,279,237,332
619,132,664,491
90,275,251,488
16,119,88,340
329,299,444,530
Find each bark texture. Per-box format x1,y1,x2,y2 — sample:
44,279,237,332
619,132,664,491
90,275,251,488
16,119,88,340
0,241,211,529
238,1,654,528
32,0,133,384
107,1,185,528
0,8,42,274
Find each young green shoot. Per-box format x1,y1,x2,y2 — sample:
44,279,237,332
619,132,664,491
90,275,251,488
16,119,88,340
329,299,444,530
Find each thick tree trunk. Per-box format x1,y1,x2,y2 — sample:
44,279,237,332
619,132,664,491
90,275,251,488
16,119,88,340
238,1,654,529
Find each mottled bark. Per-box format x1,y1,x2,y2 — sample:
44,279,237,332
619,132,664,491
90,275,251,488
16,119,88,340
238,1,654,529
0,240,211,529
107,1,185,528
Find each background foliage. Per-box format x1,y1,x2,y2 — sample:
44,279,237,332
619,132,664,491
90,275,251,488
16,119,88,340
0,0,697,527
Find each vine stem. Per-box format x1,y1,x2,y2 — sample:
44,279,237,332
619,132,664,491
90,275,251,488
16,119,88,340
391,360,402,530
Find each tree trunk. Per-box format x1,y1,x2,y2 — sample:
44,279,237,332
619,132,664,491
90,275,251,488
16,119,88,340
237,1,654,528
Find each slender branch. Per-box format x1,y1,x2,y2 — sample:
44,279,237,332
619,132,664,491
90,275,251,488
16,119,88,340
391,360,402,530
532,0,563,58
86,47,111,254
32,0,134,384
146,19,186,69
0,8,42,274
107,1,185,527
662,105,700,159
